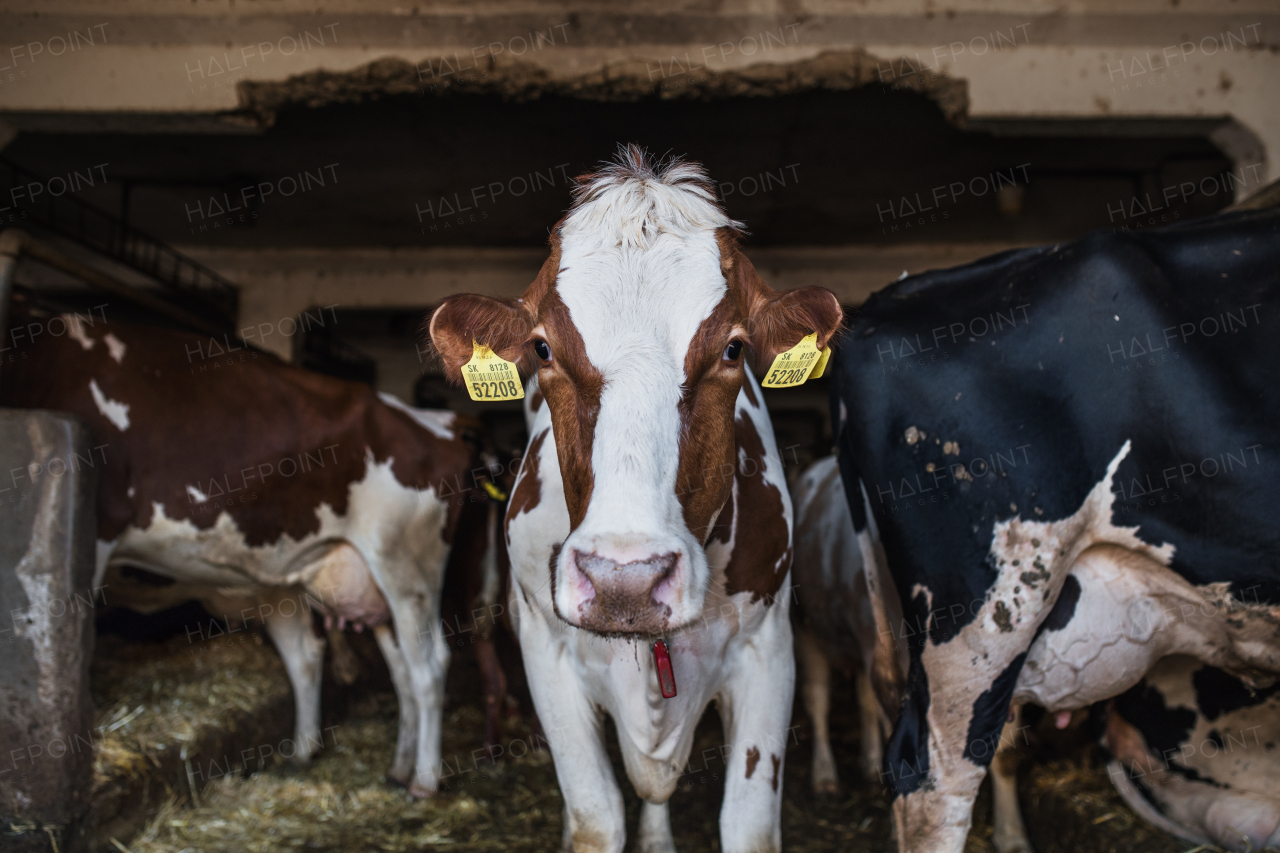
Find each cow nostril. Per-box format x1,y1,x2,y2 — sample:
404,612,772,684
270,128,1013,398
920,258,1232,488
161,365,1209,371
574,550,618,579
573,550,679,589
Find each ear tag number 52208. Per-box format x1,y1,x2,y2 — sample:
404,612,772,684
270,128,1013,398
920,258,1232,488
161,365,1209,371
762,333,826,388
464,340,525,402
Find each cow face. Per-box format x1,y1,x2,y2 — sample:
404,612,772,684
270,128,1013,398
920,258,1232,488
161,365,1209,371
429,148,841,637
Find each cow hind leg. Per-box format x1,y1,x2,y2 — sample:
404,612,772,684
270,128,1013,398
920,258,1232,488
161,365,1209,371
636,801,676,853
262,600,325,764
476,636,508,750
795,626,839,793
386,591,451,798
1106,709,1280,851
991,706,1032,853
327,625,361,686
856,663,884,786
374,622,419,786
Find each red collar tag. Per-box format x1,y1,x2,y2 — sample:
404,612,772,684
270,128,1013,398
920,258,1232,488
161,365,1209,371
652,639,677,698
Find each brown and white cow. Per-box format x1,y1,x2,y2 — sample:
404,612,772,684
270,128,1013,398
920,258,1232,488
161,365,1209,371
429,148,842,852
0,291,475,796
791,456,890,790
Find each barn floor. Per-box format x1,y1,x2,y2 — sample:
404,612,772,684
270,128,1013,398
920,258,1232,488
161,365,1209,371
89,629,296,848
90,626,1193,853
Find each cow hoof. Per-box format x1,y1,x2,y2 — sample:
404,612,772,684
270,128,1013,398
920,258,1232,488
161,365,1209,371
636,842,678,853
289,753,314,768
408,781,437,799
813,778,839,796
332,655,361,687
385,773,409,789
993,839,1033,853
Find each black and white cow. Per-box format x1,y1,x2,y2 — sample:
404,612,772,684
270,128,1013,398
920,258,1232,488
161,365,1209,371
1106,655,1280,850
791,456,1032,853
829,207,1280,852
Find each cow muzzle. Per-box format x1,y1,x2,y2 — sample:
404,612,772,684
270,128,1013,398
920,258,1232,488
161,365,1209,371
560,547,682,636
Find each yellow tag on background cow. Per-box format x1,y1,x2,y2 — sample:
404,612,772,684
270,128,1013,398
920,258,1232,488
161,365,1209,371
762,333,821,388
809,345,832,379
463,341,525,402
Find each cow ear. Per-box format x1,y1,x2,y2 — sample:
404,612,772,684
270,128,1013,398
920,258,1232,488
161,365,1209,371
427,295,535,385
725,246,842,371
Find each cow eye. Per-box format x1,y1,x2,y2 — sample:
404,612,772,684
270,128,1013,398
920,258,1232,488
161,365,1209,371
533,340,552,362
723,341,743,362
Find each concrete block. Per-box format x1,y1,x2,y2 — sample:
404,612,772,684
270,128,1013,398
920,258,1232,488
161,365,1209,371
0,410,98,853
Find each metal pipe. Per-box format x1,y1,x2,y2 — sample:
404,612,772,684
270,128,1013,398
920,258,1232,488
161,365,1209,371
0,230,21,344
0,229,233,339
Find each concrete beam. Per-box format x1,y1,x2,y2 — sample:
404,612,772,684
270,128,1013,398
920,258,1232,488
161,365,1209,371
1,5,1274,181
2,2,1269,189
177,242,1032,359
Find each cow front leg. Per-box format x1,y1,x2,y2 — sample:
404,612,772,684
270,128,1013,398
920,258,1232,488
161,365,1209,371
374,622,419,785
537,689,623,853
517,608,624,852
388,592,450,797
717,617,796,853
262,598,325,764
636,801,675,853
534,682,624,852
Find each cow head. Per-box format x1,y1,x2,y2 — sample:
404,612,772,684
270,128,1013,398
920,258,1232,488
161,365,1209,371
429,146,841,637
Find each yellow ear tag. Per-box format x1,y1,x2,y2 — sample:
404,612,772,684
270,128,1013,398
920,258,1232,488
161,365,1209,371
463,340,525,402
809,345,832,379
761,333,821,388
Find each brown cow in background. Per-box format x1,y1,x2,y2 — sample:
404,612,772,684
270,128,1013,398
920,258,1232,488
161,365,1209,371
1,290,495,797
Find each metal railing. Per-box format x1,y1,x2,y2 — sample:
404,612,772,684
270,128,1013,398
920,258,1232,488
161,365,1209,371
0,157,238,330
297,320,378,386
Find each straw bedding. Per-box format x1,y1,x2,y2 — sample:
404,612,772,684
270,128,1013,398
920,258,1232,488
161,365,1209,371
92,633,1203,853
89,629,295,848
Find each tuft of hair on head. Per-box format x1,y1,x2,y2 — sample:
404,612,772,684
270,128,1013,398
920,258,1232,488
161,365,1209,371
563,144,744,249
571,144,716,206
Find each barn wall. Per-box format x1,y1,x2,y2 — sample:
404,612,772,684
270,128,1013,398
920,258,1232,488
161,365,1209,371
0,1,1274,169
1,1,1273,359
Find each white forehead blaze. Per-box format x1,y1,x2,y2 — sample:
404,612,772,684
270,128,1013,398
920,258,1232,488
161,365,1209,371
555,171,737,384
556,231,726,381
553,169,738,535
556,231,727,531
